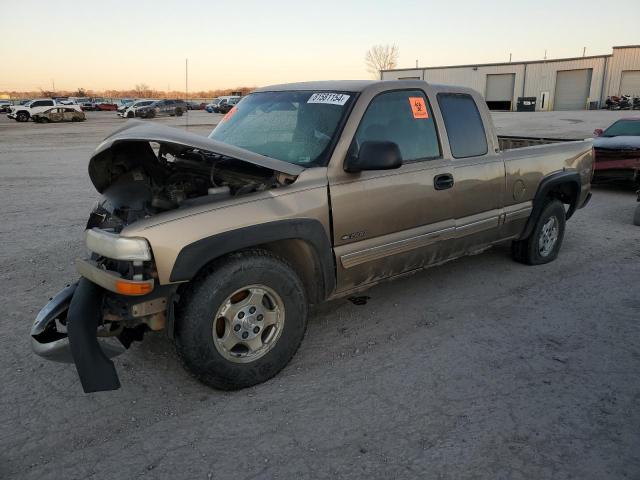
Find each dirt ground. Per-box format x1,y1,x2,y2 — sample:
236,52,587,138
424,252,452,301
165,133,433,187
1,110,638,479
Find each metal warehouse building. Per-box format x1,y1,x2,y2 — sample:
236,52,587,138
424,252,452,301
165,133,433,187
381,45,640,111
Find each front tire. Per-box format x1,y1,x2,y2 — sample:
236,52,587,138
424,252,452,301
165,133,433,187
512,199,566,265
16,111,29,122
175,250,308,390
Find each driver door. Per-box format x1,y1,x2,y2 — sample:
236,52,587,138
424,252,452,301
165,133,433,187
328,89,455,292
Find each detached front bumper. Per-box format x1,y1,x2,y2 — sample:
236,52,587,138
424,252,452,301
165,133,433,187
31,278,125,392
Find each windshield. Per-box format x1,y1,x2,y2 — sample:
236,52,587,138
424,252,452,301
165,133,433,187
132,101,153,108
209,91,354,166
603,120,640,137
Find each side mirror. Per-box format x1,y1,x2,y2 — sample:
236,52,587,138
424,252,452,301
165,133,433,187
593,128,603,137
344,141,403,173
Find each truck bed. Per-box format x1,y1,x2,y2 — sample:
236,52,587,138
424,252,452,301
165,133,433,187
498,135,583,151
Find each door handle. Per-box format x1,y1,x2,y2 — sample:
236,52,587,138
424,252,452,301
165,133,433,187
434,173,454,190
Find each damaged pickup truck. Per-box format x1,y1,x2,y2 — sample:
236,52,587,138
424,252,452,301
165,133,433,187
32,80,594,393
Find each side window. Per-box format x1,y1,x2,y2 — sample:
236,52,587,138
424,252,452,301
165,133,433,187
44,100,54,107
437,93,488,158
354,90,440,163
31,101,43,107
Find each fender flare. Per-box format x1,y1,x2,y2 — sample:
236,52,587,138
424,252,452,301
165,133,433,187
169,219,336,300
520,171,581,240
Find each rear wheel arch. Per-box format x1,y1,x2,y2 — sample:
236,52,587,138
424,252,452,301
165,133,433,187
170,220,336,303
520,171,580,240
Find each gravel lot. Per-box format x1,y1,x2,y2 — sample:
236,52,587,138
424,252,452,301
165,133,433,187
1,110,639,479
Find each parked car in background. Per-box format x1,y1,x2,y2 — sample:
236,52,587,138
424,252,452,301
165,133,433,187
0,100,12,112
217,97,241,114
69,97,90,106
592,118,640,185
80,99,97,111
94,100,118,111
187,101,206,110
7,98,79,122
206,96,240,113
30,80,594,393
134,99,187,118
118,99,155,118
116,99,136,114
32,107,86,123
205,98,221,112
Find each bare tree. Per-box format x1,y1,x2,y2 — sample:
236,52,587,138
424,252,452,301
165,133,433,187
75,88,86,96
134,83,151,97
365,44,399,78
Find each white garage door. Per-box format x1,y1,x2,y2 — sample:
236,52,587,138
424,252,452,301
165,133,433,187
554,69,592,110
485,74,515,102
620,70,640,96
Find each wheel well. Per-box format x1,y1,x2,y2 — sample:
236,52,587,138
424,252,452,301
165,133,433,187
545,181,579,218
519,173,581,240
252,239,326,304
179,239,329,305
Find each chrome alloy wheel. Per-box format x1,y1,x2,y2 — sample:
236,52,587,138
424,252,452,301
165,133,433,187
212,285,285,363
538,216,559,257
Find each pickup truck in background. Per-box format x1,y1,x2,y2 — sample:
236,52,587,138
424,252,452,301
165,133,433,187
8,98,82,122
31,80,593,393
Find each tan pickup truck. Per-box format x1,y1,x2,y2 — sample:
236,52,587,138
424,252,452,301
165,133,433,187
31,80,594,393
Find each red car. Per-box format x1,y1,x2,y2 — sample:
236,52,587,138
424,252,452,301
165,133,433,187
94,101,118,111
593,117,640,185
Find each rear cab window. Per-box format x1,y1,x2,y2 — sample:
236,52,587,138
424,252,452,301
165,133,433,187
354,89,441,163
437,93,488,158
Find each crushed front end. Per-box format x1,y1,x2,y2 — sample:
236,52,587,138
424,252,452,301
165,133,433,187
31,226,177,393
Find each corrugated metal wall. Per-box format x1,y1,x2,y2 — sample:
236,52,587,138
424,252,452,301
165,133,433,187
381,46,640,110
523,57,605,110
604,47,640,97
383,64,525,109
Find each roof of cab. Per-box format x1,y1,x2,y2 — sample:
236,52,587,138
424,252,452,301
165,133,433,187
253,79,479,97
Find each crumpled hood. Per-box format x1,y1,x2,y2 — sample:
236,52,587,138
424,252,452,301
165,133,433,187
593,135,640,150
88,121,304,192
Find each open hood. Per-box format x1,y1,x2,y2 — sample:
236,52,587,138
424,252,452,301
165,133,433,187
89,121,304,193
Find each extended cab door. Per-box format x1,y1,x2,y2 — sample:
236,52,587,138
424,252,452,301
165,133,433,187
436,91,504,254
327,86,455,293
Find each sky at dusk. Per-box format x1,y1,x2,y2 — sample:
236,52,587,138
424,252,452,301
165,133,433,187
1,0,638,92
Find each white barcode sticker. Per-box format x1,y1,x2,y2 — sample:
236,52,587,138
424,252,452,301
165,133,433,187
307,93,350,105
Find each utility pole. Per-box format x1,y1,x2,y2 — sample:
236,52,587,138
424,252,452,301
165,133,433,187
185,58,189,130
544,49,547,60
582,46,586,57
509,53,512,63
415,59,418,68
52,79,55,92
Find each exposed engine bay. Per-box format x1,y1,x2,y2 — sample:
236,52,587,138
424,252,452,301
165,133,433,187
87,140,297,232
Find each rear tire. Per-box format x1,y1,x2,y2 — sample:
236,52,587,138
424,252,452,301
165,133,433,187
175,108,183,117
512,199,566,265
175,250,308,390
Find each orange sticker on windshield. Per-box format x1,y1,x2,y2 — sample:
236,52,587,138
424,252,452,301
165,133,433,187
408,97,428,119
222,106,237,122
